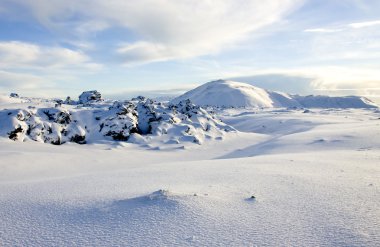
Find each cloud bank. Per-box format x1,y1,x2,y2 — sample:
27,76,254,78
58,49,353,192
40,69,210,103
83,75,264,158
2,0,303,65
0,41,100,69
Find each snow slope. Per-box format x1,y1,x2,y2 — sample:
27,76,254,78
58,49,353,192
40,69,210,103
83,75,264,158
0,105,379,246
172,80,378,109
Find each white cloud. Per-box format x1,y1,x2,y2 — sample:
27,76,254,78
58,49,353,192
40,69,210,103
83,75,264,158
304,28,342,33
195,64,380,101
0,41,102,69
75,20,110,35
304,19,380,34
0,70,66,98
116,42,180,66
0,41,103,97
0,69,94,98
3,0,304,65
0,70,49,90
251,67,380,92
303,19,380,62
264,66,380,101
348,20,380,28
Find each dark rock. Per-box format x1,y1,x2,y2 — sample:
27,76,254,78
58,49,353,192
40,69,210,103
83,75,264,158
70,134,86,144
132,95,146,101
64,96,75,105
56,111,71,124
8,126,24,140
78,90,102,104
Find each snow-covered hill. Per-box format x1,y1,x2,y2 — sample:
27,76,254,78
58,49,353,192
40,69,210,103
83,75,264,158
171,80,299,108
171,80,378,109
293,94,378,109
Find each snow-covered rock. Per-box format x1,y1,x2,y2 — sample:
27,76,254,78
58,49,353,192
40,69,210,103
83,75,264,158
78,90,102,104
98,97,234,144
99,101,139,141
0,96,234,145
64,96,75,105
0,108,86,145
10,93,19,98
172,80,378,109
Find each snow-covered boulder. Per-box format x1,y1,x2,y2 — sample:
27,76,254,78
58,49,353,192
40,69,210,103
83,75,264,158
78,90,102,104
0,109,29,141
99,101,139,141
98,97,234,144
0,108,86,145
166,99,235,144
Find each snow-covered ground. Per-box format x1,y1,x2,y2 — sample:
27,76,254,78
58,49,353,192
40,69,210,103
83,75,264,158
1,93,379,246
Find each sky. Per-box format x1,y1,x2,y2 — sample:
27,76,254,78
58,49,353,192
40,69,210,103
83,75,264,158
0,0,380,103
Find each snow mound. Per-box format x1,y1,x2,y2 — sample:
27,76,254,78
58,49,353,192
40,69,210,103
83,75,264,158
0,97,234,145
172,80,378,109
110,190,179,209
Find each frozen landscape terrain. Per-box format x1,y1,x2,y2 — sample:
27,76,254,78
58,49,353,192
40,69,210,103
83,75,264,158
0,81,379,246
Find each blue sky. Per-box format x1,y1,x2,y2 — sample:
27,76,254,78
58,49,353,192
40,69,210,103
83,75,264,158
0,0,379,103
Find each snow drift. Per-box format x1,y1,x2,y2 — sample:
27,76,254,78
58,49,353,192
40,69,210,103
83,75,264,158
172,80,378,109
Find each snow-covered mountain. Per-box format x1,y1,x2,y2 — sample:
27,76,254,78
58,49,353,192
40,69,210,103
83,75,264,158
171,80,378,109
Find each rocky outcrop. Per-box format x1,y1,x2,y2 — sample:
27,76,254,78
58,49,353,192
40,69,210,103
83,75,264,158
99,101,139,141
78,90,102,104
0,108,86,145
0,97,234,145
